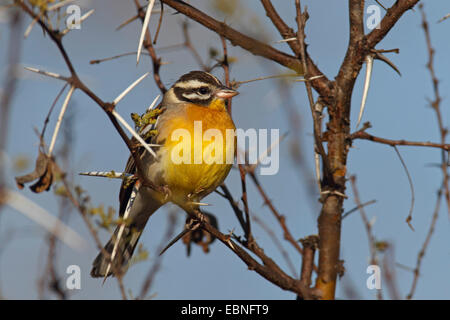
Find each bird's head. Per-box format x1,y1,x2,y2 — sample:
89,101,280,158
163,71,238,111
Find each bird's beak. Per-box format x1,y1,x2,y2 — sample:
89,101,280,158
215,87,239,99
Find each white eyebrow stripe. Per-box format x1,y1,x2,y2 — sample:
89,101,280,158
175,80,213,89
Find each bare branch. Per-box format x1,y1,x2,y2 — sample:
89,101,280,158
259,0,333,101
298,235,319,300
351,130,450,151
366,0,420,48
160,0,304,74
295,1,333,185
419,4,449,215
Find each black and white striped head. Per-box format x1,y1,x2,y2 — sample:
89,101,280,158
163,71,238,108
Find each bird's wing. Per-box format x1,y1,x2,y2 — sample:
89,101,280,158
118,104,166,217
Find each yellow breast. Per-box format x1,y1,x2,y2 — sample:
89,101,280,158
159,102,236,201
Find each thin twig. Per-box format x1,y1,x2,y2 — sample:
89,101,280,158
406,187,441,299
393,146,415,230
219,184,248,235
350,175,382,300
248,171,307,258
342,200,377,219
382,245,401,300
153,1,164,44
220,36,232,114
419,4,449,215
251,213,298,278
259,0,332,101
351,130,450,151
238,165,251,240
295,1,333,185
90,52,150,65
41,83,69,139
181,20,208,71
234,73,303,86
375,0,388,11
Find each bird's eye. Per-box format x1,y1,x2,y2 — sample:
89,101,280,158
198,87,210,95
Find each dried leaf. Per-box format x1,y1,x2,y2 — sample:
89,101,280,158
183,211,218,256
15,150,53,193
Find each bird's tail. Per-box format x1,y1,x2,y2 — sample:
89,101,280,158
91,183,164,279
90,225,142,278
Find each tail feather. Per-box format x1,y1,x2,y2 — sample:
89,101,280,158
91,184,163,279
90,226,142,278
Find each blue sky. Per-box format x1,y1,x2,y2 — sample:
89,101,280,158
1,0,449,299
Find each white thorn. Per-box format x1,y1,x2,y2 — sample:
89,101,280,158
24,15,40,38
2,188,87,251
79,171,134,179
227,238,236,251
147,94,161,111
189,202,211,207
48,86,75,156
60,9,95,35
104,183,140,279
276,37,297,43
293,75,324,82
111,109,157,158
113,73,149,106
24,66,70,82
356,55,373,129
438,13,450,23
314,151,321,192
136,0,156,65
81,8,95,22
320,190,348,199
